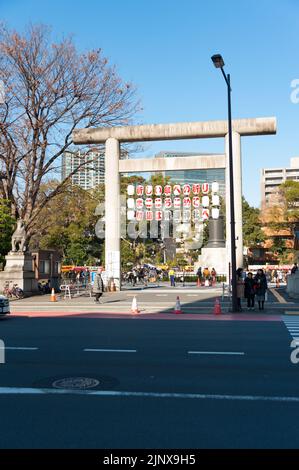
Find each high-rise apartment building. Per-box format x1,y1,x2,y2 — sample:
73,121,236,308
261,157,299,207
62,149,105,190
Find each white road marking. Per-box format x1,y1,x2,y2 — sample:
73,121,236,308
0,387,299,402
188,351,245,356
84,348,137,353
0,347,38,350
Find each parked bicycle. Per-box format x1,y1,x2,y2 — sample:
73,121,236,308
3,282,24,299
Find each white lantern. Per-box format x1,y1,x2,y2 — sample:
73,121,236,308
127,210,135,220
154,185,162,196
212,181,219,193
212,194,220,206
127,185,135,196
174,197,181,208
201,208,210,221
145,198,153,209
202,195,210,207
202,183,209,194
127,198,135,209
212,208,220,219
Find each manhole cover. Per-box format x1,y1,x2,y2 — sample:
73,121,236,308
52,377,100,390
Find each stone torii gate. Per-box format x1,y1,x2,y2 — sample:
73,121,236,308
73,117,276,289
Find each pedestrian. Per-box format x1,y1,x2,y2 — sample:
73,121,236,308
93,267,104,303
196,267,202,286
291,263,298,275
169,268,175,287
211,267,217,286
244,272,256,310
236,267,244,311
254,269,268,311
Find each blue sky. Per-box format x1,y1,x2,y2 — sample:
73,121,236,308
1,0,299,206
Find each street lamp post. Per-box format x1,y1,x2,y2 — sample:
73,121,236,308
211,54,238,312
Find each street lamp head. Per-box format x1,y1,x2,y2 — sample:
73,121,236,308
211,54,225,69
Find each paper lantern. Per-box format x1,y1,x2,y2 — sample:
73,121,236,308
155,211,163,221
154,198,162,209
212,181,219,193
202,183,209,194
183,184,191,195
136,185,144,196
145,198,153,209
136,211,144,221
154,185,162,196
192,196,200,208
164,197,172,208
202,195,210,207
136,198,144,209
127,185,135,196
173,184,181,196
183,197,191,208
164,184,172,195
127,210,135,220
174,197,181,208
145,211,153,221
173,210,181,222
192,183,200,195
211,208,220,219
212,194,220,206
127,198,135,209
201,208,210,221
145,185,153,196
183,210,191,222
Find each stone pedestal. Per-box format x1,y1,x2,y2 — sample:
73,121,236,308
196,218,227,276
0,252,38,295
286,272,299,298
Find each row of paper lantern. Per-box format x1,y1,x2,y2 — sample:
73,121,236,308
127,208,220,221
127,194,220,209
127,182,219,197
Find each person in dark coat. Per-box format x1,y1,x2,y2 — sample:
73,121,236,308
93,267,104,303
254,269,267,311
244,272,256,310
236,267,244,311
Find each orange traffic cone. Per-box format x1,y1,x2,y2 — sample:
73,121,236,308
174,296,183,314
131,296,140,314
213,297,222,315
50,288,57,302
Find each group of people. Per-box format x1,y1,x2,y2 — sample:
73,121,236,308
236,268,268,311
196,267,217,286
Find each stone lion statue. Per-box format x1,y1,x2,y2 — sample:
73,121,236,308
11,219,27,252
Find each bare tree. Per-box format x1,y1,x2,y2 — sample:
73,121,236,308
0,23,139,241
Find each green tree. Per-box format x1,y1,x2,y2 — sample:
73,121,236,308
0,199,15,266
242,197,265,246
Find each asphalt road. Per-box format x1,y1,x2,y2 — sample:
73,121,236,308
0,313,299,448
